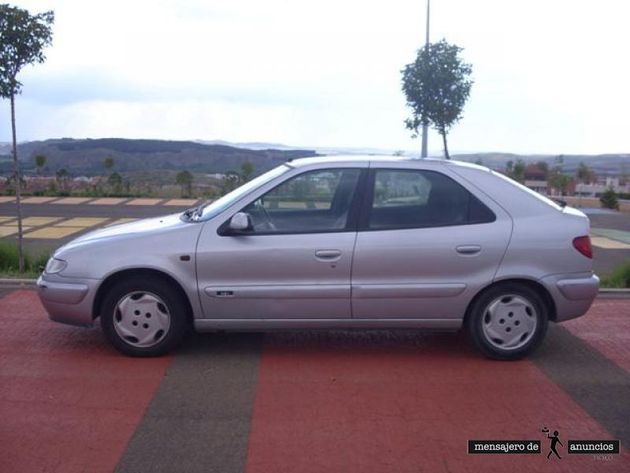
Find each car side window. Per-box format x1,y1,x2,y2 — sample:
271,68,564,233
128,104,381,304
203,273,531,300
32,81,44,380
242,168,361,234
368,169,495,230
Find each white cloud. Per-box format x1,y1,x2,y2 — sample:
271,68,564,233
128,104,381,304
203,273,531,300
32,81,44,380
1,0,629,154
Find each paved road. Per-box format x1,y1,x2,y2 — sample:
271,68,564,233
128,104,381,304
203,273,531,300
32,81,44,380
587,212,630,276
0,290,629,473
0,197,201,253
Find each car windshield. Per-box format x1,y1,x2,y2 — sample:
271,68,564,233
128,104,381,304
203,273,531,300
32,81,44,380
192,164,292,221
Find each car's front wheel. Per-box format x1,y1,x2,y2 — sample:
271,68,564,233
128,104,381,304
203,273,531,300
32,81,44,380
466,283,549,360
100,277,189,357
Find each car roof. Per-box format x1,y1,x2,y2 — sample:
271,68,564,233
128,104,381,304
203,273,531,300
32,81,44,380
288,154,492,172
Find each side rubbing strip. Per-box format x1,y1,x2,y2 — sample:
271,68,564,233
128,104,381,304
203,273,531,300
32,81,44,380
352,283,466,299
204,285,348,299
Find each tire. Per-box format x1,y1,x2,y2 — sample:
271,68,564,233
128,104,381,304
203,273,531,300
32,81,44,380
100,276,190,357
466,283,549,360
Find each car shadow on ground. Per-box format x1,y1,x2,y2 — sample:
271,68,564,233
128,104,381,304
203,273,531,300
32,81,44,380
182,328,478,359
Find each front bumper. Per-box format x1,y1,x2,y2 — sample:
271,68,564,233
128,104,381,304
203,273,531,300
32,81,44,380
541,273,600,322
37,274,99,327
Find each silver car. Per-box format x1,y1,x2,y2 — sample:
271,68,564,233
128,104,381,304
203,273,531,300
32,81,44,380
37,156,599,360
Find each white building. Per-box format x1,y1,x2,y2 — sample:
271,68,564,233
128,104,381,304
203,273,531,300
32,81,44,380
575,177,629,197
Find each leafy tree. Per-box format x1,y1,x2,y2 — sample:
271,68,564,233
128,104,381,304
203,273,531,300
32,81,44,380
547,155,571,196
577,162,591,184
402,39,473,159
600,186,619,210
107,171,123,194
103,156,115,172
34,153,46,174
5,171,25,192
548,171,571,196
535,160,549,178
576,162,591,206
55,167,67,180
222,170,240,194
55,167,68,193
240,161,255,183
175,170,193,197
511,159,526,183
0,4,54,272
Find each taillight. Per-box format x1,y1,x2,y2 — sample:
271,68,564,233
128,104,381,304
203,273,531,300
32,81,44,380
572,236,592,259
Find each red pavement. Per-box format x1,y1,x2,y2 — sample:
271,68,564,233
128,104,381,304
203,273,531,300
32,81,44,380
564,298,630,373
1,290,629,473
0,291,172,473
246,331,630,473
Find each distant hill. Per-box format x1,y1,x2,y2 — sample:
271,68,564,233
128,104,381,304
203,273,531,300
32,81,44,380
6,138,318,176
452,153,630,176
197,140,630,176
0,138,627,177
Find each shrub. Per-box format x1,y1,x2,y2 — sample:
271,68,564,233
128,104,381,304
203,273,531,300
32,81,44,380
601,262,630,288
599,186,619,210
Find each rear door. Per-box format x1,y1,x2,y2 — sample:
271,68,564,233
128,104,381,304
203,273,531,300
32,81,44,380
351,164,512,320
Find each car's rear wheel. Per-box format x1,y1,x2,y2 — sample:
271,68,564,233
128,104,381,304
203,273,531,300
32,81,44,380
466,283,548,360
100,277,189,357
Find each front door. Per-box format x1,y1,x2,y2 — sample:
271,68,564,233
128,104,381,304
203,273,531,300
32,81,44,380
351,166,512,320
196,166,364,319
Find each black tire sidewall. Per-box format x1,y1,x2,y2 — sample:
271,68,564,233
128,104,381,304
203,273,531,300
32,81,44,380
100,277,189,357
466,283,549,360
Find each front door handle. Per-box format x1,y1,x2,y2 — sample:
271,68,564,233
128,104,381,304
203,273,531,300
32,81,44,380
456,245,481,255
315,249,342,260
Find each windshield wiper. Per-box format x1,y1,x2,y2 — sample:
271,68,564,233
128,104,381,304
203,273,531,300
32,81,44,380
181,206,198,221
182,200,212,222
193,201,211,220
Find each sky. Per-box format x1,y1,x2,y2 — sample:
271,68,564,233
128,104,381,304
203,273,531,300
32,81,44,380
1,0,629,155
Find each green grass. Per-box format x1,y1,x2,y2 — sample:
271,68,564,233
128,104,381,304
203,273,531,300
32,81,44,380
600,262,630,289
0,241,49,278
0,269,41,279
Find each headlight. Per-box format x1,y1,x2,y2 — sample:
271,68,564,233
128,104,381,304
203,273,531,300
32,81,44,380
45,257,67,274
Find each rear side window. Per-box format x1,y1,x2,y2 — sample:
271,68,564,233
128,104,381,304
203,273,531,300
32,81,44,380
368,169,495,230
491,170,563,211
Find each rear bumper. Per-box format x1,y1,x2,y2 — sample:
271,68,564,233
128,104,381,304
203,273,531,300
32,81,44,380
557,275,600,301
541,273,600,322
37,275,98,327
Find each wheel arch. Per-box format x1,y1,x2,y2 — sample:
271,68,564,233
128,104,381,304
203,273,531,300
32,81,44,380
464,278,557,324
92,268,194,324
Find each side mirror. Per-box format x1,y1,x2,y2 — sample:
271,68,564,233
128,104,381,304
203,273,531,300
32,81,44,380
228,212,253,233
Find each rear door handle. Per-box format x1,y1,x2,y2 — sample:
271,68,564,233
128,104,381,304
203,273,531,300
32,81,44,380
315,249,342,260
456,245,481,255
